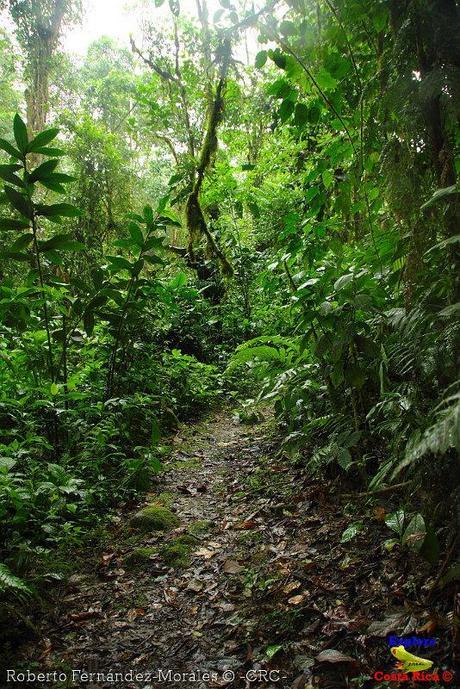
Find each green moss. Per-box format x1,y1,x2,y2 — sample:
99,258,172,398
124,547,157,569
155,492,174,507
130,504,180,532
188,519,213,535
160,536,192,568
171,457,202,471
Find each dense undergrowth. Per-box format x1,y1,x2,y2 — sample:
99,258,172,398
0,0,459,638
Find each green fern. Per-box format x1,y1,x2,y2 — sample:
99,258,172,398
0,563,32,596
393,391,460,478
227,336,302,372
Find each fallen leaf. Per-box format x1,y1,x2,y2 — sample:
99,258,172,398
288,594,306,605
367,612,408,637
187,579,204,592
283,580,302,594
69,609,101,622
266,644,283,659
315,649,357,665
374,506,386,521
417,619,437,634
237,520,257,530
163,588,177,604
99,552,116,567
223,559,244,574
126,607,145,622
194,548,216,559
38,638,52,661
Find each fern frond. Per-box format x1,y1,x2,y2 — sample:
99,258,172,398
0,563,31,596
393,392,460,478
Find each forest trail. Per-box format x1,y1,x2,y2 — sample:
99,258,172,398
26,408,451,689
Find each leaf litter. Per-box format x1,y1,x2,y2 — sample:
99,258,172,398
20,408,455,688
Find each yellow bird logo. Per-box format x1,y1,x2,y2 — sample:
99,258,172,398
390,645,434,673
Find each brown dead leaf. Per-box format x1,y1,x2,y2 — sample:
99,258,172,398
69,609,101,622
163,588,177,604
126,607,145,622
374,506,386,521
315,649,357,665
417,619,437,634
283,580,302,595
187,578,204,592
367,611,408,637
236,520,257,530
99,552,116,567
38,638,52,662
222,559,244,574
194,547,216,559
288,594,306,605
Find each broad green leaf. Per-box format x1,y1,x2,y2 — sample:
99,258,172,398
336,447,352,470
402,513,426,552
28,128,59,153
280,20,296,36
421,185,458,209
322,170,334,189
84,310,95,336
128,222,144,246
143,205,154,223
13,114,28,153
308,101,322,124
143,254,165,266
4,186,32,219
0,217,30,231
38,234,84,251
420,526,439,564
107,255,133,272
384,538,399,551
344,364,366,389
10,233,33,251
28,159,59,183
315,68,338,91
33,147,65,157
255,50,267,68
270,49,287,69
0,138,22,159
169,272,187,288
36,203,82,218
4,250,30,261
85,294,108,311
266,644,283,660
151,418,161,445
334,273,353,291
52,173,75,184
0,164,23,187
341,522,364,543
40,179,66,194
279,99,295,122
385,509,406,536
159,209,181,226
294,102,309,127
144,237,164,251
43,249,63,265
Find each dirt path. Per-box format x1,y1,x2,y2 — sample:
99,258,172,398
25,408,454,689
